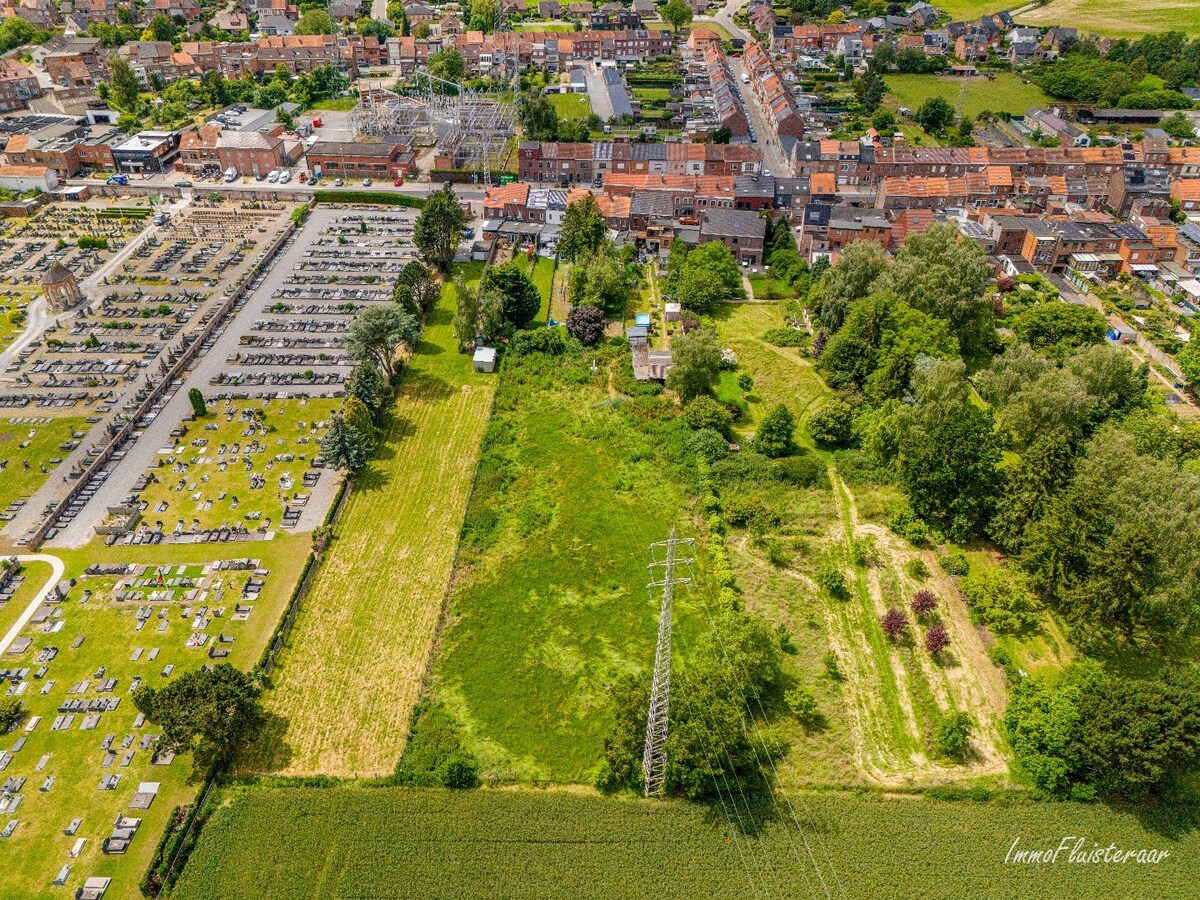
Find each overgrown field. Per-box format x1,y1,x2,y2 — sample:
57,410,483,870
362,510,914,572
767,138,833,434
429,344,712,783
1017,0,1200,36
885,73,1051,119
172,785,1200,900
240,265,495,777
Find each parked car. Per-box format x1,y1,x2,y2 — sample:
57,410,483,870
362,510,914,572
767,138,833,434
334,178,344,187
393,177,404,186
279,171,291,183
362,178,372,186
223,167,237,182
106,174,128,186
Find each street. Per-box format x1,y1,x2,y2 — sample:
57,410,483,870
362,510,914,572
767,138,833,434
729,58,790,176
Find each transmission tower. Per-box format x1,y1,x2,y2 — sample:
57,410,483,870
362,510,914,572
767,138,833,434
642,528,694,798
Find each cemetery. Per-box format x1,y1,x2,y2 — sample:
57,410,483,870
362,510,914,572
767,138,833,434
121,397,338,542
0,416,86,515
0,546,300,897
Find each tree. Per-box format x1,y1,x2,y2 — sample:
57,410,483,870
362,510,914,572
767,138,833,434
346,304,422,379
710,126,732,144
428,49,465,84
754,403,796,458
881,607,908,641
915,96,955,132
871,108,897,133
568,251,631,316
988,436,1075,555
662,0,693,29
673,242,742,313
817,240,889,330
565,304,605,345
133,664,263,764
869,359,1001,540
452,274,481,350
557,194,607,262
924,623,949,655
520,92,560,141
321,410,374,471
414,185,468,272
294,8,335,34
188,388,206,418
108,56,141,112
413,21,432,38
149,13,175,41
1160,111,1196,140
0,697,23,731
934,712,972,761
483,261,541,328
393,260,440,321
807,399,854,448
666,327,722,401
341,395,378,446
357,17,396,39
1004,663,1100,798
960,567,1041,634
346,359,392,419
274,105,296,131
1011,301,1107,358
910,589,937,618
785,686,820,728
888,223,994,361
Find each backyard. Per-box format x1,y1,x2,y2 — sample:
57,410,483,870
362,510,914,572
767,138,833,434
239,264,496,778
885,73,1052,120
548,92,591,122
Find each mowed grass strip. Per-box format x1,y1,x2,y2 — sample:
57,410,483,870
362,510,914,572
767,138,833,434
243,267,494,777
173,785,1200,900
0,416,85,511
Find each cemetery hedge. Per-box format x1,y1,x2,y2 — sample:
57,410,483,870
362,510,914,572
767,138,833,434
172,785,1200,899
312,190,426,208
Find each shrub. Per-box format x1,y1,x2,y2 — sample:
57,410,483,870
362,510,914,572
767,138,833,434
785,686,820,727
807,400,855,448
960,567,1041,634
888,504,929,545
925,623,949,655
509,327,571,356
737,373,753,392
683,395,734,437
724,496,780,531
881,607,908,641
565,304,605,345
761,327,807,347
686,427,730,463
774,452,826,488
851,535,879,567
910,590,937,618
818,568,849,601
940,552,969,576
934,711,973,761
989,645,1019,682
905,558,930,581
824,650,843,681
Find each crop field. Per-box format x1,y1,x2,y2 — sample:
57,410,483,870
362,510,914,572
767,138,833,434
548,92,592,122
173,785,1200,900
131,398,338,536
430,344,712,783
1017,0,1200,36
713,305,1010,788
0,534,309,899
885,73,1051,119
0,416,86,513
241,265,495,778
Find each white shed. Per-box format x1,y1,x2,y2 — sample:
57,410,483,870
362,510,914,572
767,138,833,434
473,346,497,373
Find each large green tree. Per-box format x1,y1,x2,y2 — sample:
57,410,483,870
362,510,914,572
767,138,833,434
108,56,141,112
133,664,263,764
428,49,465,83
294,9,335,34
1011,301,1107,359
321,410,375,471
346,305,422,379
666,327,722,401
568,251,631,316
520,92,559,142
817,240,890,331
662,0,693,29
888,223,994,361
673,242,743,313
393,260,440,321
414,185,468,272
557,194,607,262
483,261,541,328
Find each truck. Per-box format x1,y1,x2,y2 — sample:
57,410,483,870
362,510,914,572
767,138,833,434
106,174,128,186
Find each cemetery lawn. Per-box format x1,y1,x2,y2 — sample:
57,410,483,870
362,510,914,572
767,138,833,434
240,264,495,778
1016,0,1200,37
0,416,86,512
884,73,1051,119
0,558,53,646
0,534,310,900
173,785,1200,900
429,343,712,784
130,398,338,535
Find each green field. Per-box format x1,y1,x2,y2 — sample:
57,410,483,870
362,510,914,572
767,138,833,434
515,21,576,31
1017,0,1200,37
0,416,86,512
529,254,556,323
548,92,592,121
0,534,311,899
132,398,337,535
240,265,495,778
174,785,1200,900
885,73,1052,119
308,97,357,112
429,342,713,783
932,0,1009,17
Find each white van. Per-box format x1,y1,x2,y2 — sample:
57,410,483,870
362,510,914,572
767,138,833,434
741,72,750,84
223,167,237,182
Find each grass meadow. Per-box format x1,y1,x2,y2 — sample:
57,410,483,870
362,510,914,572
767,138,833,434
173,785,1200,900
240,264,495,778
1017,0,1200,36
548,92,592,122
885,73,1052,120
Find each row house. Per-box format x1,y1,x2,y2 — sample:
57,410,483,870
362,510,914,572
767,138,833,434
742,41,804,141
150,0,202,22
1171,179,1200,215
340,34,384,69
517,141,760,183
215,127,290,176
44,38,105,87
0,0,59,30
306,140,416,179
253,35,347,76
70,0,120,23
702,41,748,138
771,23,861,57
0,59,41,113
119,41,196,86
874,172,1002,210
698,208,766,266
1175,223,1200,275
384,36,432,74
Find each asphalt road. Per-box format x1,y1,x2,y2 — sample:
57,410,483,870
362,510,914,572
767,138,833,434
729,58,790,177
